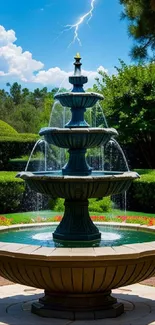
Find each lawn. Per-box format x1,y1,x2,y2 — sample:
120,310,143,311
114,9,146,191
2,209,155,225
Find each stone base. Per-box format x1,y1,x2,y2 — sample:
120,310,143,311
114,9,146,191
31,291,124,320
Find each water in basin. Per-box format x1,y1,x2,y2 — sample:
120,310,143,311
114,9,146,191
1,225,155,248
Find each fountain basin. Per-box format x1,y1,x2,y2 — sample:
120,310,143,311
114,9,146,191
54,92,104,108
39,127,118,148
18,171,139,199
0,223,155,319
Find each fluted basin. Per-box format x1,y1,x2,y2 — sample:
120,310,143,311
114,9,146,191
0,223,155,319
19,171,138,199
39,127,118,148
54,92,103,108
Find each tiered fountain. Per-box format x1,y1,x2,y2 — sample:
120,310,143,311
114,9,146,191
19,54,137,243
1,55,155,321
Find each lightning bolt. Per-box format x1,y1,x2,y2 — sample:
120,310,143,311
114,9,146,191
65,0,96,47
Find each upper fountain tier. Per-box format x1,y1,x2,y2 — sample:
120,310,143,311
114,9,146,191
54,53,103,128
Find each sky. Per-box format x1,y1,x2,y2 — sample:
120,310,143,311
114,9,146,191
0,0,133,90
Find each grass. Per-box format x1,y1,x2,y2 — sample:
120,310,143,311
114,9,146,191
2,209,155,225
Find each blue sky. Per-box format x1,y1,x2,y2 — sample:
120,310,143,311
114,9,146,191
0,0,133,90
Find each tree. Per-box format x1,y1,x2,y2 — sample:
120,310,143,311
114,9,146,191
39,93,54,128
94,61,155,168
120,0,155,60
10,82,22,105
11,103,40,133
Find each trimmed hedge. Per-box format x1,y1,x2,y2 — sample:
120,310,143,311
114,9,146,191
0,134,38,170
0,172,25,214
0,172,48,213
9,158,42,171
0,120,18,136
127,169,155,213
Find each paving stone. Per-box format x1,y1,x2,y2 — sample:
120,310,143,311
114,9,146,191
0,283,155,324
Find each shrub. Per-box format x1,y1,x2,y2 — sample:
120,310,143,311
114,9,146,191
9,157,42,171
127,169,155,213
89,197,112,212
0,172,25,214
53,198,65,212
0,120,18,136
51,197,112,213
0,134,38,170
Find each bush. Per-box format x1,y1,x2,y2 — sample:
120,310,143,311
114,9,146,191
51,197,112,213
127,169,155,213
9,157,42,171
89,197,112,212
0,120,18,136
0,172,25,214
0,134,38,170
53,198,65,212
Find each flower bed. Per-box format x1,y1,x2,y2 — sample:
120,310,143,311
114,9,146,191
1,214,155,226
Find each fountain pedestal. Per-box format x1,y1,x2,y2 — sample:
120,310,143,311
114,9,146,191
32,291,124,319
53,199,101,241
62,149,92,176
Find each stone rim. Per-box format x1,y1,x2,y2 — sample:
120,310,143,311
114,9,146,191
18,171,139,182
0,222,155,261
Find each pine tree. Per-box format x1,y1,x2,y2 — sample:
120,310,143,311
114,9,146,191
120,0,155,60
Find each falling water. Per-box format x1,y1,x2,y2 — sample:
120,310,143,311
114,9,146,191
110,138,129,171
25,139,45,172
44,141,47,171
124,191,127,217
96,102,109,128
49,100,59,127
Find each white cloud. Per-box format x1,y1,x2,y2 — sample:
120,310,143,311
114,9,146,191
0,25,108,88
0,25,44,81
0,25,16,45
33,66,107,88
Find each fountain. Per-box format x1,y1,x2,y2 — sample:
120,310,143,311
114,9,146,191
1,54,155,320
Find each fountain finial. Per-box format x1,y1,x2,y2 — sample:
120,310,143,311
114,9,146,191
74,53,82,76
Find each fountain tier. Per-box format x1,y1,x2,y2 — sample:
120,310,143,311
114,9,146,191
1,223,155,320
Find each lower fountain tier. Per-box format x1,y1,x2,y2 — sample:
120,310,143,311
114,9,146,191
18,171,139,199
1,229,155,319
39,127,118,148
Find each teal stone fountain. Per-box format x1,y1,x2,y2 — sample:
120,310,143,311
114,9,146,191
19,54,138,243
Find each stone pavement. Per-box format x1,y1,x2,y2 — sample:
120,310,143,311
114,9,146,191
1,283,155,325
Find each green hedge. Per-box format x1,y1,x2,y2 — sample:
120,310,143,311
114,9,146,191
0,172,25,214
9,158,42,171
0,134,38,170
0,133,38,142
0,120,18,136
127,169,155,213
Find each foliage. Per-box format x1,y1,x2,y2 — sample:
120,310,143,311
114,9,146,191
51,197,112,213
128,169,155,213
0,83,61,134
0,172,25,214
0,133,38,142
0,120,18,136
95,61,155,168
0,134,38,170
52,198,65,212
89,197,112,212
120,0,155,60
